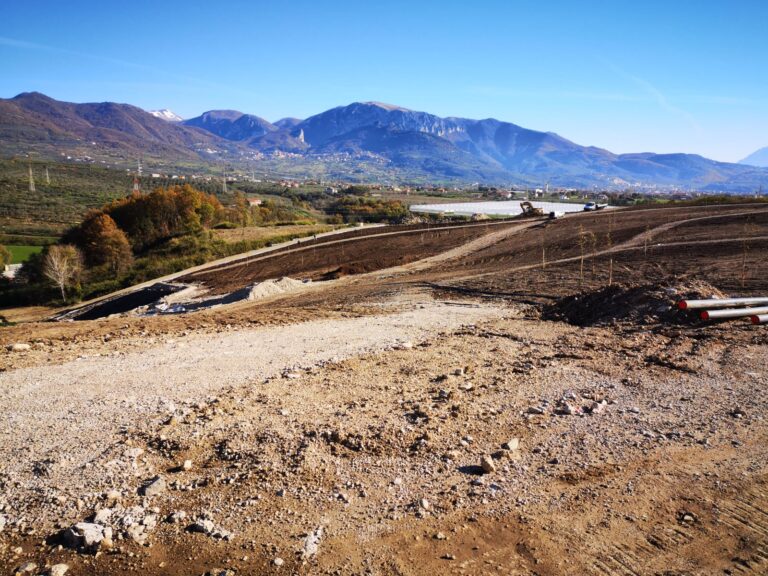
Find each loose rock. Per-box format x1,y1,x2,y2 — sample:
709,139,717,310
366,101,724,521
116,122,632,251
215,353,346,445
480,455,496,474
141,476,166,497
302,526,323,558
63,522,111,551
49,564,69,576
8,343,31,352
502,438,520,451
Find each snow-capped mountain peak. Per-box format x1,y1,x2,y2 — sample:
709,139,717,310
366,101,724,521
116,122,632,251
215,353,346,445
149,109,183,122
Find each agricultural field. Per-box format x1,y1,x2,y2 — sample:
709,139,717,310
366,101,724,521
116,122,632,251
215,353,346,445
211,223,338,244
1,202,767,575
0,159,138,237
5,244,43,263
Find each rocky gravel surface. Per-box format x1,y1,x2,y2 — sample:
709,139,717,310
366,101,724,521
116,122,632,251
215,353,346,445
3,201,768,575
1,287,767,575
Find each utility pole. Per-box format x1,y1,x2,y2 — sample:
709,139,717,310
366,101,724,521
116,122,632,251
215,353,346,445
132,158,143,194
45,166,51,185
28,161,35,192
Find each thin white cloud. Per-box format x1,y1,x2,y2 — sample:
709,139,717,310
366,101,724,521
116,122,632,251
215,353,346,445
0,35,248,96
465,85,647,102
605,61,704,135
465,83,762,108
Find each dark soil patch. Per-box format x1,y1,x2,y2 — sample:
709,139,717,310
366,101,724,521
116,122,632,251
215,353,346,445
58,283,184,321
542,280,726,327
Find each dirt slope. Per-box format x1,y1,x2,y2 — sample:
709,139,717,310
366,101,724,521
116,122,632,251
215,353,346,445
1,203,768,575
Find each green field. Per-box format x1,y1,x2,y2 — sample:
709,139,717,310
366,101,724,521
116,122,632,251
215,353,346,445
6,245,43,263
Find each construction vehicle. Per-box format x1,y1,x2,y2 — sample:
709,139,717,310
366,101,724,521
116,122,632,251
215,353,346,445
520,201,544,216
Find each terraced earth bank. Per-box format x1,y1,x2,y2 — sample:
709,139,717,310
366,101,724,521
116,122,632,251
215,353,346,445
1,203,767,575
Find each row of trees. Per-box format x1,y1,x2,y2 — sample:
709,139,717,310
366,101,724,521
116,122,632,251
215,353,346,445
327,196,407,223
16,185,225,301
5,184,407,304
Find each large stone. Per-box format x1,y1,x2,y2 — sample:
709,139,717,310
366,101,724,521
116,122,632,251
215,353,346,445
8,343,31,352
480,455,496,474
49,565,69,576
141,476,166,497
64,522,110,550
126,523,147,543
302,526,323,558
502,438,520,451
190,518,233,540
93,508,113,525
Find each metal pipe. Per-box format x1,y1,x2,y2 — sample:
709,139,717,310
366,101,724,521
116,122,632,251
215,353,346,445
679,297,768,310
701,306,768,320
751,314,768,325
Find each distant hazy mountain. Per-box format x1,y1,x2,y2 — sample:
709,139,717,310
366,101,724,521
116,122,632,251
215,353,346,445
2,92,767,190
253,101,767,190
149,109,184,122
274,117,302,129
0,92,231,160
183,110,307,152
183,110,276,141
741,147,768,167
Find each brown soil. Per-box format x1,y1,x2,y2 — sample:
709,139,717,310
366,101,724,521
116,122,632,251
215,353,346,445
1,203,768,576
179,220,523,295
541,280,726,327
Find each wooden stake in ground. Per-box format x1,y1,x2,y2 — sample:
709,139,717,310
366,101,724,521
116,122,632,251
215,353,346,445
741,218,751,288
643,224,650,259
578,224,586,289
607,213,614,286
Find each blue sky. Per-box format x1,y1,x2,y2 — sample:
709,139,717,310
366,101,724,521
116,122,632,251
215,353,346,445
1,0,766,162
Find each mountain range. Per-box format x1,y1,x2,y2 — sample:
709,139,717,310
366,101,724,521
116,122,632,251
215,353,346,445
0,92,238,161
741,147,768,168
149,109,183,122
2,92,767,191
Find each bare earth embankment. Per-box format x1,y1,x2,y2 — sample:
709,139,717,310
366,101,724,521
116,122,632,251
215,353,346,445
1,205,768,576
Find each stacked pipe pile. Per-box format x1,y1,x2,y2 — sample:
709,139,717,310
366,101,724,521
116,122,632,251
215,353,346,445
678,297,768,324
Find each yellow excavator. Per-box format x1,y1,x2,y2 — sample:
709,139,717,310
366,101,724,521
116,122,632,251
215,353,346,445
520,201,544,216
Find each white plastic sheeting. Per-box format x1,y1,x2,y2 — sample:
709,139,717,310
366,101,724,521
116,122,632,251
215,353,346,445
409,200,592,216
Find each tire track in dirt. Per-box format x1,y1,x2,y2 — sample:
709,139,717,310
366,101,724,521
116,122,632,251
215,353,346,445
719,484,768,574
440,208,768,285
184,219,526,279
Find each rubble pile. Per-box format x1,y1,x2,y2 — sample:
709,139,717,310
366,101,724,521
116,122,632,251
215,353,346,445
543,280,726,326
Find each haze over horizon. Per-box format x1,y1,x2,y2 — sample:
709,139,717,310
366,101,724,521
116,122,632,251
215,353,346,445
1,0,766,163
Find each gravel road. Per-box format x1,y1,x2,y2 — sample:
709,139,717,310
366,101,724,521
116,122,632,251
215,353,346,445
0,301,507,490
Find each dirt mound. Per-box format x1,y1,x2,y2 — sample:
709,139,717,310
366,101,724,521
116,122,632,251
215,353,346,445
543,280,726,326
247,277,308,300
